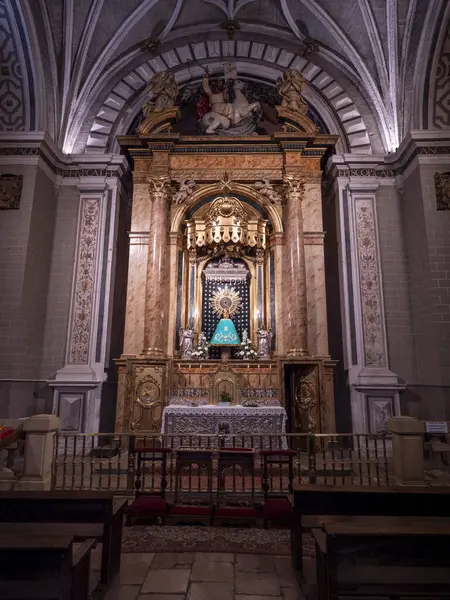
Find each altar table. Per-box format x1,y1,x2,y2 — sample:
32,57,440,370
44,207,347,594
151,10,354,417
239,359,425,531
161,405,287,449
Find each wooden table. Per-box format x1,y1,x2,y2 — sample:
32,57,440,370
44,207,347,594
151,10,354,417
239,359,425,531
313,516,450,600
0,490,127,586
0,528,95,600
290,484,450,577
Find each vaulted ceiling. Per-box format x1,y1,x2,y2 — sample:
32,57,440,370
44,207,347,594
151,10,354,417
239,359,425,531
3,0,450,155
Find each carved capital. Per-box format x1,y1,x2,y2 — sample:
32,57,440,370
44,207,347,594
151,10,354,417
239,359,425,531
283,176,306,201
147,176,171,203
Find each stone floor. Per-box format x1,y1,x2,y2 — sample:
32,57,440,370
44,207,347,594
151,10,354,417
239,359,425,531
96,551,305,600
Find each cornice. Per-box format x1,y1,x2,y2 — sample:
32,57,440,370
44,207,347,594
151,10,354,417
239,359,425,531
0,133,129,182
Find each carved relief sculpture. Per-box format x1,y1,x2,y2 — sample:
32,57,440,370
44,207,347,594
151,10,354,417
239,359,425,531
254,180,283,205
200,72,261,135
0,174,22,210
172,179,196,205
435,172,450,210
276,70,308,114
294,375,317,433
142,71,178,116
179,328,194,359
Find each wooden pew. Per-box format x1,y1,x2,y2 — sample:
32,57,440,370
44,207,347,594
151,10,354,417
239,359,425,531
290,484,450,578
0,530,96,600
0,491,127,587
313,516,450,600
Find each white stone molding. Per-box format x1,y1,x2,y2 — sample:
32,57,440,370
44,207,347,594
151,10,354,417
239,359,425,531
334,175,403,433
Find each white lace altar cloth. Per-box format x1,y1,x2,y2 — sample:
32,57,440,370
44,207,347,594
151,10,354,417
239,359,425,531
161,405,287,449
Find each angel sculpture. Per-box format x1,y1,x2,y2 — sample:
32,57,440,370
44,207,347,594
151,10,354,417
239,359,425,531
172,180,196,205
179,328,194,359
276,69,308,115
142,71,178,116
254,180,283,205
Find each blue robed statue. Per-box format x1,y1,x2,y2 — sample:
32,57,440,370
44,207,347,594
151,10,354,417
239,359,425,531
209,286,242,347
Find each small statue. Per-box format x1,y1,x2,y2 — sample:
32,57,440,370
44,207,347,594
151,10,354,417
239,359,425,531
257,328,273,359
276,69,308,115
142,71,178,116
242,329,249,343
179,328,194,359
254,180,283,205
172,180,196,205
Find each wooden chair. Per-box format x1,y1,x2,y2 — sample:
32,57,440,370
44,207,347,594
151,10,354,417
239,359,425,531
168,449,214,524
124,447,172,525
214,448,257,525
261,449,296,528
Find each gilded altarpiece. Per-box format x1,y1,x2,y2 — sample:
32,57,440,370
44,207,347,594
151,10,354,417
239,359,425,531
116,97,338,435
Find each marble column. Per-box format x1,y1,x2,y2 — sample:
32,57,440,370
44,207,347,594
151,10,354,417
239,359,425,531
283,176,308,356
143,176,171,357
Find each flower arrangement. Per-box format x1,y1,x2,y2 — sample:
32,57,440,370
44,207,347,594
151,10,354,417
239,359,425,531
191,332,210,360
220,391,232,403
237,330,257,359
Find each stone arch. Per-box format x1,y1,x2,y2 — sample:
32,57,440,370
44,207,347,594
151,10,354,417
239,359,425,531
81,40,374,155
170,182,284,235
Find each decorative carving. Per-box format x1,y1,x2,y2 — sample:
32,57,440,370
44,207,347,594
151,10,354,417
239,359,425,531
69,197,101,363
200,73,261,135
254,180,282,205
141,36,160,55
435,172,450,210
172,179,196,205
147,176,171,202
0,174,22,209
277,70,308,115
354,199,386,366
257,328,273,359
283,176,306,201
179,328,194,358
433,24,450,128
302,38,320,57
369,398,393,433
134,375,161,431
142,71,178,115
294,374,317,433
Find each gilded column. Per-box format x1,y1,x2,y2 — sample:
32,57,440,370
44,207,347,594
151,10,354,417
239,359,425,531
143,176,171,357
283,176,308,356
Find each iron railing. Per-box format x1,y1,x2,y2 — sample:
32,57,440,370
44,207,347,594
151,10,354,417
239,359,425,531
52,432,392,493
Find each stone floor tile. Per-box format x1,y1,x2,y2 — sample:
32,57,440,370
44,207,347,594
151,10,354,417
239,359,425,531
151,553,195,569
119,553,155,584
104,585,141,600
137,596,185,600
187,581,234,600
141,569,191,594
273,556,298,587
194,552,234,563
235,571,281,596
191,561,234,582
236,554,276,573
236,596,283,600
281,587,305,600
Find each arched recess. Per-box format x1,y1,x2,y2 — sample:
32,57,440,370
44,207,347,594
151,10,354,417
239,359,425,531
80,40,374,155
0,0,46,132
171,182,284,236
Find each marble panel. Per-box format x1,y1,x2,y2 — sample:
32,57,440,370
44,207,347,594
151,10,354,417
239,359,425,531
130,182,151,232
170,154,283,171
123,241,148,355
302,182,323,232
305,244,329,356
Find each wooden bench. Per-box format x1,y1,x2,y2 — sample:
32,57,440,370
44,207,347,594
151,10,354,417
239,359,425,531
0,491,127,587
0,530,96,600
290,484,450,578
313,516,450,600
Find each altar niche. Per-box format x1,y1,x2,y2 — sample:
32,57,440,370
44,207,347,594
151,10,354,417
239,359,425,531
202,258,250,359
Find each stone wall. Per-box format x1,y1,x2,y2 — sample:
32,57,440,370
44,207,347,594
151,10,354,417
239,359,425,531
0,162,57,416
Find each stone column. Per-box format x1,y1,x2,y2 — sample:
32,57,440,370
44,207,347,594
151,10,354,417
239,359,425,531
143,176,171,357
283,176,309,356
